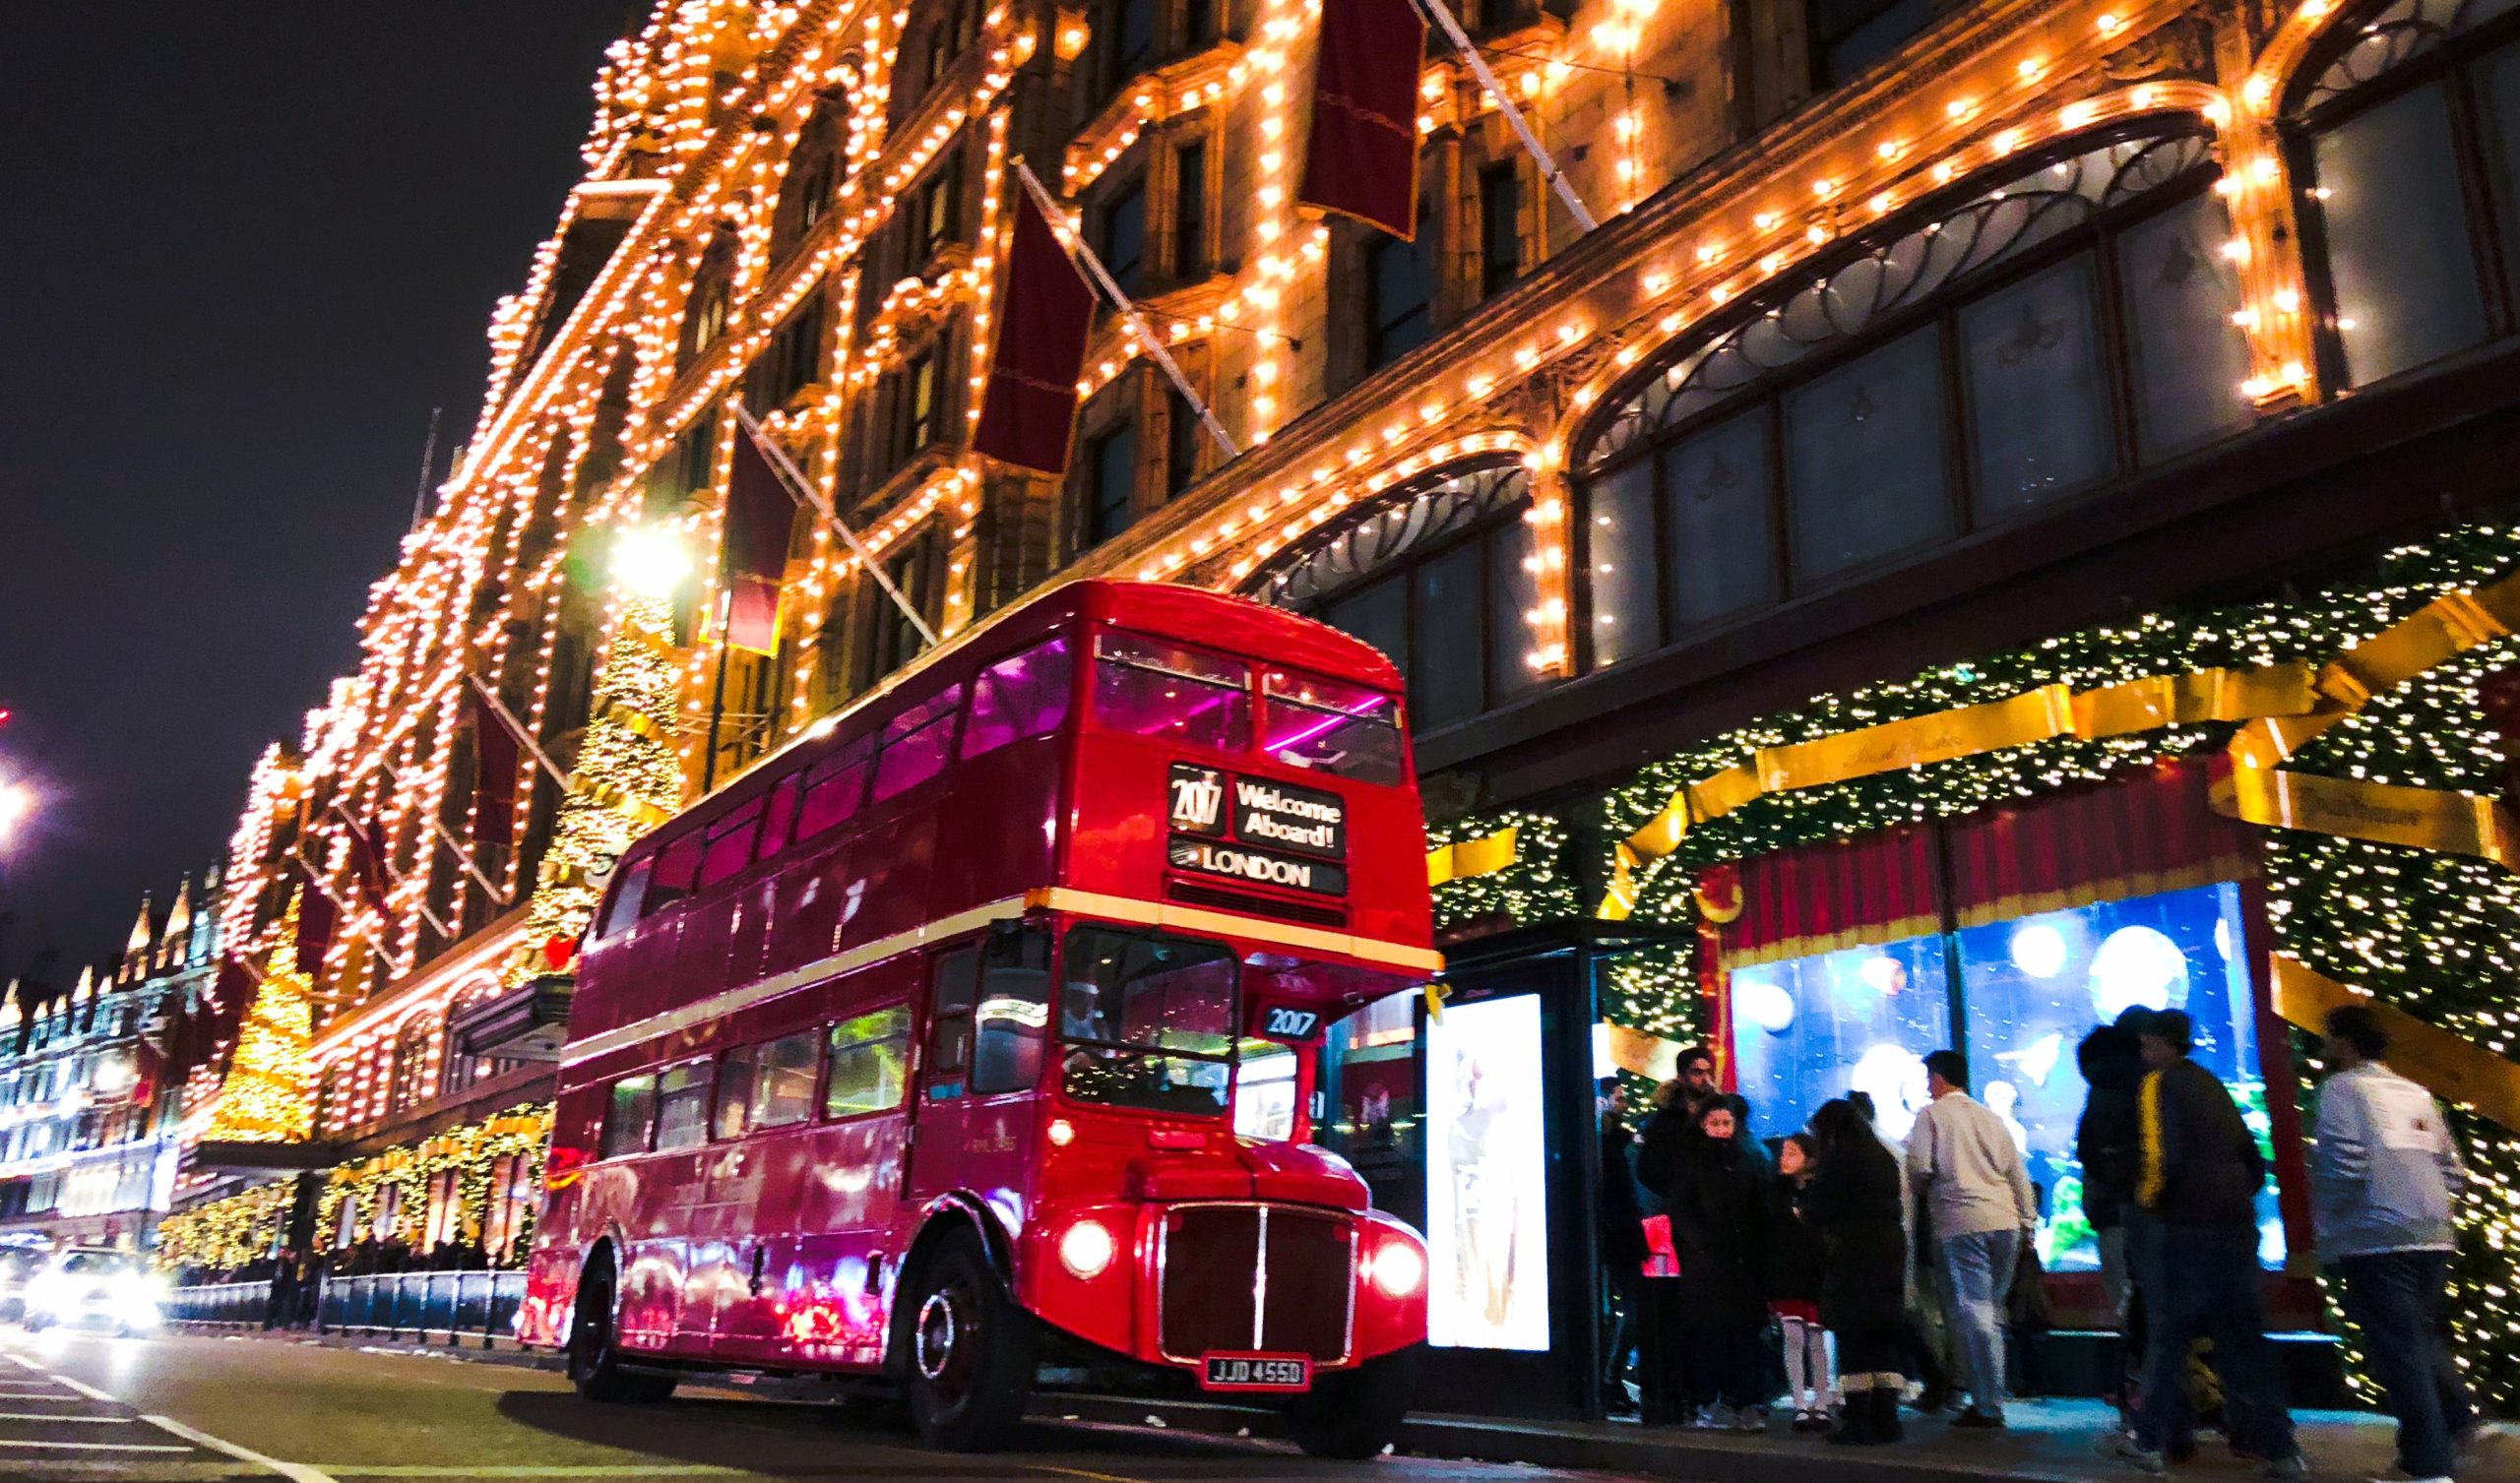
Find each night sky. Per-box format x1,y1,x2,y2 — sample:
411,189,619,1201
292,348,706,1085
0,5,633,985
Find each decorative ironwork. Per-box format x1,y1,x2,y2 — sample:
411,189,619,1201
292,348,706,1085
1579,132,2216,473
2300,0,2518,111
1243,460,1530,611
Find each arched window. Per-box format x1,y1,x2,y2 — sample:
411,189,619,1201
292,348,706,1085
677,242,734,372
2289,0,2520,387
773,109,840,260
1247,461,1540,731
388,1014,437,1115
437,978,508,1096
1575,129,2251,669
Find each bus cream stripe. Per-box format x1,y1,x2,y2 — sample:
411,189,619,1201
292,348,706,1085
560,896,1033,1067
562,889,1440,1068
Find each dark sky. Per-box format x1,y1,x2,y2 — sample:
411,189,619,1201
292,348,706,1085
0,4,633,984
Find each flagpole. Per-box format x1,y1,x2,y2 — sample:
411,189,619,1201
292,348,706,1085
464,674,569,789
731,402,938,649
1413,0,1598,232
1011,160,1241,461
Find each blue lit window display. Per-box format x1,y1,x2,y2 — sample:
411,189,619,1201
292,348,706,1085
1952,881,2281,1273
1728,934,1956,1147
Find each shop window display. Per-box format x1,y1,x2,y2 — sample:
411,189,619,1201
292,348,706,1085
1728,932,1955,1145
1952,881,2282,1272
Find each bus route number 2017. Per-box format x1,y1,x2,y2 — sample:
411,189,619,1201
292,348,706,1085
1262,1007,1320,1040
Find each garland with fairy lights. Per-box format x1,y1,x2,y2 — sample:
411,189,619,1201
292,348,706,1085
204,894,316,1143
154,1180,295,1275
1587,521,2520,1412
313,1104,552,1266
1426,809,1576,933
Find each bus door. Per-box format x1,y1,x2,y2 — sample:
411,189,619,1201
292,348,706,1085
903,924,1052,1228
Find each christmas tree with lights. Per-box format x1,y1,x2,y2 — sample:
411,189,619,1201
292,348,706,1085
204,892,315,1143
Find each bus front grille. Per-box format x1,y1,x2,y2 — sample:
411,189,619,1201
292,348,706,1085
1157,1204,1354,1365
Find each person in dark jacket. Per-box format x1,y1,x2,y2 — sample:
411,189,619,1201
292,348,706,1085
1598,1078,1649,1415
2077,1015,2148,1421
2100,1010,2301,1477
1767,1133,1833,1431
1806,1097,1909,1447
1632,1074,1703,1423
1666,1093,1772,1430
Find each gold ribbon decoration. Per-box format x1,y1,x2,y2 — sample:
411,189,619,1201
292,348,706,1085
1425,826,1520,888
2269,955,2520,1134
1598,662,2317,919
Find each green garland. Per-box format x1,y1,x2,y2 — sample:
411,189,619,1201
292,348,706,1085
155,1181,294,1274
1426,809,1576,932
315,1102,551,1267
1581,521,2520,1412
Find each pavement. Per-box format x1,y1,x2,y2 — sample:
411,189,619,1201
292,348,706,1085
10,1324,2499,1483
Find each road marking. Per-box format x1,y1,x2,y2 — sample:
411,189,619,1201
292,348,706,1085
145,1414,342,1483
0,1410,132,1421
49,1371,118,1402
0,1438,192,1451
2,1352,43,1371
0,1381,72,1391
1027,1466,1161,1483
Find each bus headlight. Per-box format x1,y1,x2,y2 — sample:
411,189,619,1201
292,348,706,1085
1365,1239,1424,1300
1057,1218,1116,1279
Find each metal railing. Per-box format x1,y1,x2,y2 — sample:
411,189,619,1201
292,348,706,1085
168,1269,527,1347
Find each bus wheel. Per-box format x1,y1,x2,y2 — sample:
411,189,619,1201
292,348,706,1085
902,1230,1034,1452
567,1254,674,1404
1285,1345,1420,1459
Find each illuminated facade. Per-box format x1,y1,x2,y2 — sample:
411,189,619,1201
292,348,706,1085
0,874,213,1247
175,0,2520,1407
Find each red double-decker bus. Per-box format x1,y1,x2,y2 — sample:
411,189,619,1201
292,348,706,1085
519,580,1439,1454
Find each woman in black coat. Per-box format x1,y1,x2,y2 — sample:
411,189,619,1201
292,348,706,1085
1803,1097,1909,1445
1666,1093,1771,1428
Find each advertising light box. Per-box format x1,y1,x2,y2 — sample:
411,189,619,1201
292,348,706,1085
1423,995,1550,1352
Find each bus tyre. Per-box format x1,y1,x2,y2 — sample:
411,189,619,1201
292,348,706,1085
567,1255,674,1404
1286,1345,1420,1460
902,1230,1035,1452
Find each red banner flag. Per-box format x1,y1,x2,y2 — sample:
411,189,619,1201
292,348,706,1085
468,687,522,847
723,427,799,654
341,813,391,910
1296,0,1427,240
296,869,339,968
973,185,1100,475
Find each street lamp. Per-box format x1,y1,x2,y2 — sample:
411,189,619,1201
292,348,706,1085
0,780,32,845
611,525,692,600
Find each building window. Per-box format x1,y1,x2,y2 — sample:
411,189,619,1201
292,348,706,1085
1165,386,1201,498
678,251,732,371
1364,228,1435,369
1479,162,1521,298
1085,420,1140,546
1807,0,1942,89
1574,131,2252,667
773,116,839,258
1250,463,1537,732
1185,0,1216,45
1173,141,1209,278
871,541,934,678
914,153,966,261
1097,175,1148,297
753,292,827,408
388,1015,436,1115
2292,1,2518,388
889,349,944,469
1095,0,1159,105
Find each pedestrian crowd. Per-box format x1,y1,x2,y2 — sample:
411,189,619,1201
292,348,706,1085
1599,1003,2498,1483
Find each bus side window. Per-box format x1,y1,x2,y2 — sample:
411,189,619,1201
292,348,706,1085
597,857,653,942
923,949,977,1098
751,1028,822,1128
973,924,1051,1094
872,683,967,802
714,1045,759,1141
825,1008,911,1117
599,1074,658,1159
645,832,705,916
755,773,804,861
962,638,1076,759
795,738,873,842
698,798,767,891
653,1061,713,1150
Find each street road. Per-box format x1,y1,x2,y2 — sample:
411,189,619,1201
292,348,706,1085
0,1329,1624,1482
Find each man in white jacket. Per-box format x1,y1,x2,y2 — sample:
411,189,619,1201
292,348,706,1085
2310,1005,2474,1483
1908,1049,2038,1429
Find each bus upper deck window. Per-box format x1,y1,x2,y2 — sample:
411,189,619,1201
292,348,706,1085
796,737,873,841
873,683,966,802
1262,670,1405,784
698,798,766,890
1092,632,1252,752
644,832,706,916
963,637,1076,759
597,857,652,941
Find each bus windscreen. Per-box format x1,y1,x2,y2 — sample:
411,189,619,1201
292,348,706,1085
1092,633,1252,751
1057,926,1237,1116
1262,669,1404,784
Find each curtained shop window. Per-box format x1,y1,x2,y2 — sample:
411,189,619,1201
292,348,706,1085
1703,760,2291,1274
1574,129,2251,668
2290,0,2520,388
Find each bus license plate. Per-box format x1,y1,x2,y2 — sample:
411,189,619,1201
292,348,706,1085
1201,1353,1311,1391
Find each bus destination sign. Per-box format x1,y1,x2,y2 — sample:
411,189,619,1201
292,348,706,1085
1167,763,1350,895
